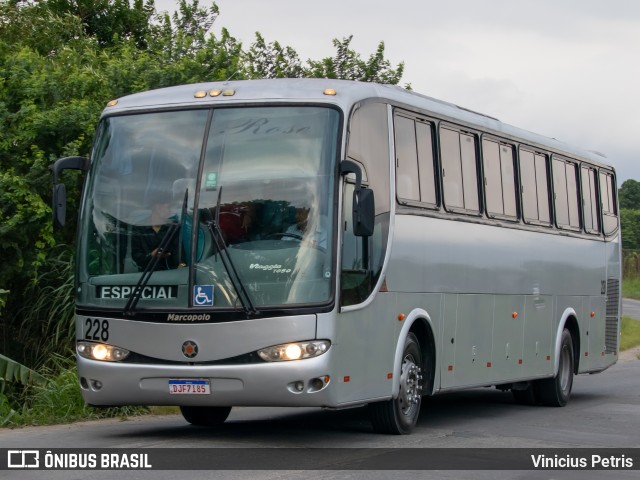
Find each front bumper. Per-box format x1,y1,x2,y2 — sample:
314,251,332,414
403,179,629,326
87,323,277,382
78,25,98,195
77,352,338,407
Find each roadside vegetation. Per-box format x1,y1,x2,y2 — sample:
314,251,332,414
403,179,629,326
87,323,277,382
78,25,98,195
622,277,640,300
621,316,640,352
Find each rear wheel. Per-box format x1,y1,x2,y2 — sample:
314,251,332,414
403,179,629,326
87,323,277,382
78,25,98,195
369,332,424,434
538,328,574,407
180,406,232,426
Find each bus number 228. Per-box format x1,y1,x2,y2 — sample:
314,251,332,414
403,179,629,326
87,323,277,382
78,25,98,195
84,318,109,342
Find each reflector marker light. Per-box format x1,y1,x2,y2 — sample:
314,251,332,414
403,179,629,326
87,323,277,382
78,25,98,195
209,89,222,97
194,90,207,98
397,313,406,321
106,99,118,107
512,312,518,319
323,88,337,96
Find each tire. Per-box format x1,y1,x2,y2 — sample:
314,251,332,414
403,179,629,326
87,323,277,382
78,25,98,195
537,328,574,407
180,406,232,426
369,332,424,434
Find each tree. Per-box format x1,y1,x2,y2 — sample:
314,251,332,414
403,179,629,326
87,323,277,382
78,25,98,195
621,209,640,250
244,32,304,79
619,179,640,210
307,35,405,84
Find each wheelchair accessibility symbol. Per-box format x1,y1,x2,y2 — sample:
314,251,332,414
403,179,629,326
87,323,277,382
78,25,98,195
193,285,214,306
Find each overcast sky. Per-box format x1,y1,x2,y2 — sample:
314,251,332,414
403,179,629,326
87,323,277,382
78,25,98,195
156,0,639,184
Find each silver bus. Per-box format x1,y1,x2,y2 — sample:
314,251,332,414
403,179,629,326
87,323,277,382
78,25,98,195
53,79,621,434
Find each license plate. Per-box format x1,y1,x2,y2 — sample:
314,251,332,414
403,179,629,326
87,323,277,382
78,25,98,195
168,379,211,395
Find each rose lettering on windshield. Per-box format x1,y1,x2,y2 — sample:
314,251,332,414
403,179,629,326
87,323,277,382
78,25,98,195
221,118,311,136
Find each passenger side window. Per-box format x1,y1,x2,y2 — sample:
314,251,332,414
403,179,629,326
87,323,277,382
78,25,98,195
395,114,420,202
581,166,600,234
394,112,437,207
600,171,618,235
440,126,479,213
553,157,580,230
520,148,551,225
482,139,517,219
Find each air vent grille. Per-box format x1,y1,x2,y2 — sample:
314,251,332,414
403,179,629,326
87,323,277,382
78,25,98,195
605,278,620,353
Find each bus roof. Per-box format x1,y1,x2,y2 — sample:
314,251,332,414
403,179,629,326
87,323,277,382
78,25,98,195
103,78,613,170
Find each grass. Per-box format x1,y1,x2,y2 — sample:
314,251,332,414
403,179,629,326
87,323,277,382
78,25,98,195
622,277,640,300
621,316,640,352
1,355,147,428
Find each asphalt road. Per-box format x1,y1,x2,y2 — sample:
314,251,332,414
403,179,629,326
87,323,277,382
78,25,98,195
623,298,640,320
2,357,638,480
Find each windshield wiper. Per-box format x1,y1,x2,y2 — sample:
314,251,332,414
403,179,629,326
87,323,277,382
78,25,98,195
124,190,188,316
206,187,259,318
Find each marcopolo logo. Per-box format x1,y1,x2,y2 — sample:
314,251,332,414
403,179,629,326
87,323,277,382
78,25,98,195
8,450,40,469
167,313,211,322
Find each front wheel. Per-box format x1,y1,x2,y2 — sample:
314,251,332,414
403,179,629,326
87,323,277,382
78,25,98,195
180,406,232,426
368,332,424,434
537,328,575,407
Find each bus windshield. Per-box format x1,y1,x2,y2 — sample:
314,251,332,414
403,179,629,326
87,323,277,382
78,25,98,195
79,106,340,312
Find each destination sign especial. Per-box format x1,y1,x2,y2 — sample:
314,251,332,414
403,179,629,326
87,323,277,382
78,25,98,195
97,285,177,299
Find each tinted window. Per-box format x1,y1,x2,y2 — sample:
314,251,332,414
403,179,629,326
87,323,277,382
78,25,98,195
600,171,618,235
441,127,479,213
344,102,392,306
416,120,437,205
441,127,464,209
553,158,580,230
483,139,517,218
581,166,600,234
521,148,551,225
395,115,420,202
553,158,569,227
566,162,580,229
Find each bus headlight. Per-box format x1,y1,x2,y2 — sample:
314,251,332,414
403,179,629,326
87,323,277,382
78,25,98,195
77,341,130,362
257,340,330,362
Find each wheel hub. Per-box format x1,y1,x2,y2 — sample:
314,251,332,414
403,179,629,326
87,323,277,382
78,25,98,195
399,355,423,415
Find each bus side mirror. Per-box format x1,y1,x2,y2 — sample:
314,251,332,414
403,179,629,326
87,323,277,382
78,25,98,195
51,156,89,229
340,159,375,237
353,187,374,237
53,183,67,228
